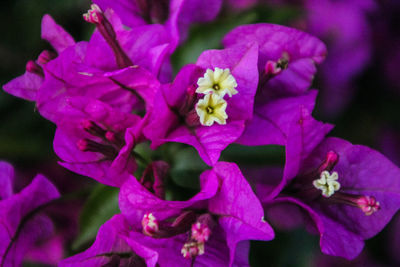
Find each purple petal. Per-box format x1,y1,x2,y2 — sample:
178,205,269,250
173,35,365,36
0,162,14,200
53,98,140,187
209,162,274,264
237,90,319,146
223,23,326,65
41,14,75,53
283,106,334,181
305,138,400,242
166,0,222,48
1,215,55,267
60,215,156,267
0,175,59,266
2,71,42,101
93,0,146,28
166,122,244,166
164,64,204,109
103,65,161,111
118,24,170,75
223,23,326,95
143,85,181,149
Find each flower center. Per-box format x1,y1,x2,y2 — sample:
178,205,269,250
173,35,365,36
76,119,125,159
206,106,214,114
212,84,220,91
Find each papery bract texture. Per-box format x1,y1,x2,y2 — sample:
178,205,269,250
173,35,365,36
0,162,60,267
53,97,144,187
223,23,326,98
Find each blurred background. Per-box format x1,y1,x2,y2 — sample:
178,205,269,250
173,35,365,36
1,0,399,266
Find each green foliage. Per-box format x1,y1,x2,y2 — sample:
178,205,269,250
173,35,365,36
170,147,208,189
221,144,285,166
72,184,120,251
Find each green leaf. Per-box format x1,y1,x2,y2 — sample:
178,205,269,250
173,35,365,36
170,147,208,189
72,184,120,251
220,144,285,166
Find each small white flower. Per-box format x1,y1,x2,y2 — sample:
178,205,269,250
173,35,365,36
196,94,228,126
196,68,238,97
313,171,341,197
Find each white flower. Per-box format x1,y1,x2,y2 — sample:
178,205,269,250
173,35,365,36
313,171,341,197
195,94,228,126
196,68,238,97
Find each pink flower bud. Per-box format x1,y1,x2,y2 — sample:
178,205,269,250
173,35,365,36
356,196,380,216
26,60,44,76
38,50,56,65
191,222,211,243
142,213,159,236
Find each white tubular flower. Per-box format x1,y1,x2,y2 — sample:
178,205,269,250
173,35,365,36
196,68,238,97
313,171,341,197
195,94,228,126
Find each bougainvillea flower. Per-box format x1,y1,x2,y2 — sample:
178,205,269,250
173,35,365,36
34,7,166,122
258,137,400,259
53,97,145,187
3,14,74,101
37,46,160,123
221,23,329,147
223,23,326,98
119,162,274,265
0,162,60,266
144,44,259,165
93,0,222,50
